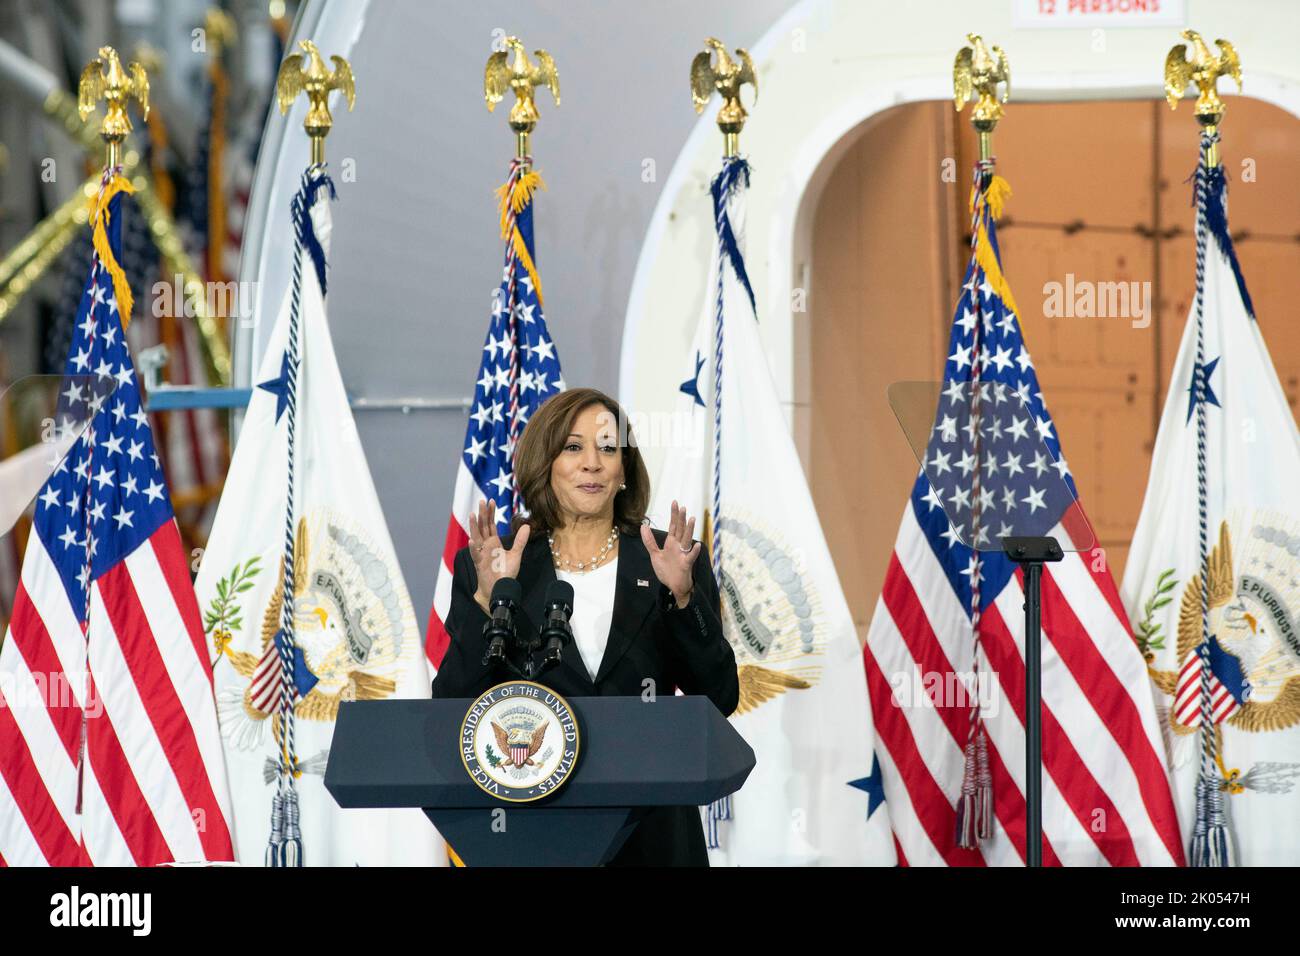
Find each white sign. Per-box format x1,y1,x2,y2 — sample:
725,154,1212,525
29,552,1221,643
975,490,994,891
1013,0,1186,29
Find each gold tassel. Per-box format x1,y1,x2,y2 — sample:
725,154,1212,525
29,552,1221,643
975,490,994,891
966,173,1020,319
495,169,546,307
983,174,1013,220
972,228,1021,320
968,173,1012,218
88,175,137,328
510,231,544,308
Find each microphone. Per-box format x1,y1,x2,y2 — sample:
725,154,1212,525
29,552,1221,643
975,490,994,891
481,577,523,668
540,579,574,670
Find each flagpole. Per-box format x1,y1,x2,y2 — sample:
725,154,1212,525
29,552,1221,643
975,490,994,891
953,33,1057,865
264,41,354,867
71,45,151,815
688,36,758,848
953,33,1057,868
1164,28,1242,867
484,37,559,523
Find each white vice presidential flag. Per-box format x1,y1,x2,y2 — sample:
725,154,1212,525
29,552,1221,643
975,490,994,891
195,173,443,866
1122,169,1300,865
648,158,894,865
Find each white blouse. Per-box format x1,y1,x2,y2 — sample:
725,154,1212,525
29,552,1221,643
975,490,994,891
555,556,618,682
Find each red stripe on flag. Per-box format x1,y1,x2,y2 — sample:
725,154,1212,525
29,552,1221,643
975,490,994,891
1072,539,1137,638
251,658,280,709
893,833,908,867
1038,567,1186,865
1058,501,1097,555
97,556,233,860
425,517,469,666
880,556,978,739
1213,687,1236,720
982,720,1063,866
880,557,1059,865
249,649,281,714
82,673,170,866
979,603,1137,866
9,583,82,761
150,522,213,682
0,687,85,865
425,612,451,669
441,518,469,569
863,641,986,866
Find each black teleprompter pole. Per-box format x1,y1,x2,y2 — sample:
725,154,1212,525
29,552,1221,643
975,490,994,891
1001,536,1064,868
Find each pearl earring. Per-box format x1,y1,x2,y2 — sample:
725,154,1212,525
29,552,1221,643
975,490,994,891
620,483,626,490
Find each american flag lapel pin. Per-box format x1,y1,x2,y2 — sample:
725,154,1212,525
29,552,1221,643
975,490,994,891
637,578,649,587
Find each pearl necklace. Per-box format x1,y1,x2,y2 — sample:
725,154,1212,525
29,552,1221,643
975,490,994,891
548,526,618,572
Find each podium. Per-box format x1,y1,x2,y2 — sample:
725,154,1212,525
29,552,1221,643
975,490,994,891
324,695,755,866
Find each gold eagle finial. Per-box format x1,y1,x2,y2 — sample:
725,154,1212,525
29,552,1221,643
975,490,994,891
1165,29,1241,129
954,33,1010,149
77,46,150,168
690,37,757,158
275,40,356,164
484,36,560,160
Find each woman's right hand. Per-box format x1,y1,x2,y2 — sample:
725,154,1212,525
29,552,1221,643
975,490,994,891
469,499,531,611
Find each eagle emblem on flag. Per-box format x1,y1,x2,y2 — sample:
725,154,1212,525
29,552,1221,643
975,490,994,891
1146,514,1300,793
712,511,816,716
206,511,413,753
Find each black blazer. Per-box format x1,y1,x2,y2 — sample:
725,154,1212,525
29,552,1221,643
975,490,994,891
431,525,739,866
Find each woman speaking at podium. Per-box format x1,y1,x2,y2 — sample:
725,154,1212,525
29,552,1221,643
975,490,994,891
432,387,738,865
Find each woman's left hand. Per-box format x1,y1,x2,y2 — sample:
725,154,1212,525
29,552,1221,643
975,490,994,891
641,500,700,608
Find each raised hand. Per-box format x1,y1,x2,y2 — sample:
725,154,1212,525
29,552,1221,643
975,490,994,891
470,498,531,608
641,499,701,607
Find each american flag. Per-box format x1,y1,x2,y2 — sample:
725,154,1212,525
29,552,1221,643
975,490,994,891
425,159,564,665
863,165,1184,866
0,180,233,866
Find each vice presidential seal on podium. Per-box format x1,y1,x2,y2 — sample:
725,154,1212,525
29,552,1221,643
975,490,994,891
460,681,581,803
